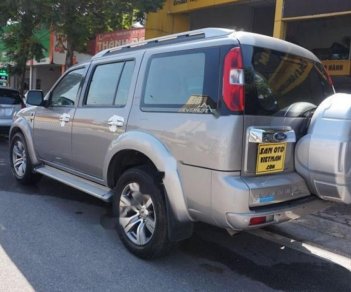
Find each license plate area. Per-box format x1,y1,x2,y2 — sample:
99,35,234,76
0,108,13,117
256,143,287,174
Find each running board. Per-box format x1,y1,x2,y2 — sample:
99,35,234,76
34,165,113,202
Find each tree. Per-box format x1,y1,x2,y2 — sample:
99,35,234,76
0,0,51,95
0,0,166,92
50,0,166,68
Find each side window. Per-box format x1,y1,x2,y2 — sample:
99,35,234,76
51,68,84,107
141,48,220,113
85,60,135,107
86,62,124,106
115,61,135,106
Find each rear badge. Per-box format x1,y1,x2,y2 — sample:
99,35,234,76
273,132,287,142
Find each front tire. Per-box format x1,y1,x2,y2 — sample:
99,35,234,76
112,167,171,259
9,132,41,185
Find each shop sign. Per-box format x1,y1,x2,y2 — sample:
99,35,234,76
51,32,68,65
0,68,8,80
95,28,145,54
322,60,351,76
173,0,188,5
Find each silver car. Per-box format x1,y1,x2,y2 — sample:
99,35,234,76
0,87,24,135
9,28,351,259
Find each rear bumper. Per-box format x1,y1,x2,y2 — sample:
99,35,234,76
226,196,331,230
210,170,331,230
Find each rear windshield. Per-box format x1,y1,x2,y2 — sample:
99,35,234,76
0,89,21,105
242,45,334,116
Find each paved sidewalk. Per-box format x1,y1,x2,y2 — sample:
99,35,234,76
267,203,351,258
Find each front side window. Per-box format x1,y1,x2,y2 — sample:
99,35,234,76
51,68,85,107
141,48,220,113
242,45,334,116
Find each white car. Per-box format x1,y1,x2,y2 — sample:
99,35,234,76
0,87,24,135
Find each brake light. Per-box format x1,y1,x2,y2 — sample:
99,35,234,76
222,47,245,112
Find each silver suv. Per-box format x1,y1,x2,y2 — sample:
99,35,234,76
9,28,351,259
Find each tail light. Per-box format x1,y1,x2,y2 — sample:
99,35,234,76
222,47,245,112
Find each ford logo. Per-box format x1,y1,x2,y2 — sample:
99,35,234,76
273,132,287,141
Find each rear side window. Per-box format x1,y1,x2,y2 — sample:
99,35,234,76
242,45,334,116
0,89,21,105
141,48,220,113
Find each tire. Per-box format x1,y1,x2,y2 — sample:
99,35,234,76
9,132,41,185
112,166,171,259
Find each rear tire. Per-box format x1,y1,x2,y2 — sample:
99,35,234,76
9,132,41,185
112,167,171,259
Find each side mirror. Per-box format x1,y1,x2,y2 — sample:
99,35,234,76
26,90,44,106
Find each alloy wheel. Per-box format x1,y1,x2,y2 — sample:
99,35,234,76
12,140,27,178
119,182,156,246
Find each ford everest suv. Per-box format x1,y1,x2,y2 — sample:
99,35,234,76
9,28,350,259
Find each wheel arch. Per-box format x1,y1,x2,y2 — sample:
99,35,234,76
9,117,40,165
104,131,193,241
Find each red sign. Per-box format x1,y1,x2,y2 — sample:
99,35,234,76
95,28,145,54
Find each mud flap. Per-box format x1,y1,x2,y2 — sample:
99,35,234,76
295,93,351,204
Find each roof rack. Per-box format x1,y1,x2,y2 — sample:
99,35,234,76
92,28,234,60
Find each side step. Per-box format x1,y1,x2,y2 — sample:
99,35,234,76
34,165,113,202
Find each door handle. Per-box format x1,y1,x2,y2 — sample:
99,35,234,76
107,115,124,127
107,115,124,132
59,113,70,126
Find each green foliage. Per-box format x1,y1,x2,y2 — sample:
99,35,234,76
0,0,52,94
50,0,166,67
0,0,166,91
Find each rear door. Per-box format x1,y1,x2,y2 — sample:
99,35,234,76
70,52,141,180
240,45,334,205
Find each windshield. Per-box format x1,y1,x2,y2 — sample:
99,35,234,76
0,89,22,105
242,45,334,116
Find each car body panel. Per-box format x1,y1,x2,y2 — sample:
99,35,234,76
10,28,345,236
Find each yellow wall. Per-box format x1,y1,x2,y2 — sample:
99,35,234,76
146,0,243,39
273,0,286,39
146,3,190,39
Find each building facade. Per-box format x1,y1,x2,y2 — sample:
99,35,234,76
146,0,351,92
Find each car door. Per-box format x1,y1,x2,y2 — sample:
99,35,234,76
33,66,86,168
71,53,140,180
239,44,334,206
